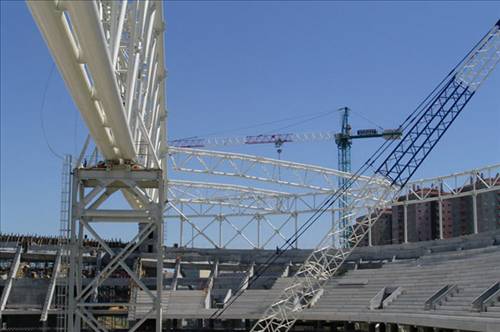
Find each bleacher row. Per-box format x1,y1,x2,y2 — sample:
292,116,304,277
131,231,500,331
0,230,499,331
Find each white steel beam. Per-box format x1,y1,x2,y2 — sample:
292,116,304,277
41,249,63,322
0,246,22,317
168,147,379,191
28,0,168,167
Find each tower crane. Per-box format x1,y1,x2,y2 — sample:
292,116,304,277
335,107,402,245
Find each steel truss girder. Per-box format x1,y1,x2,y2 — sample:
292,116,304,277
164,164,499,249
28,0,167,166
68,168,164,332
167,179,380,215
395,163,500,206
168,147,383,191
167,164,500,214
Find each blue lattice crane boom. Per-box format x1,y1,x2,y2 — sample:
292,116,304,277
246,19,500,332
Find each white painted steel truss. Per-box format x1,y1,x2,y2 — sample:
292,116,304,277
249,20,500,332
168,147,383,191
28,0,167,166
166,147,499,250
28,2,168,332
69,168,164,332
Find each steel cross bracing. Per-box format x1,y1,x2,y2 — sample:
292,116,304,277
250,21,500,332
169,131,338,148
165,180,386,249
164,164,499,249
168,147,386,191
377,21,500,187
28,0,167,166
167,180,380,214
28,2,168,332
68,168,164,332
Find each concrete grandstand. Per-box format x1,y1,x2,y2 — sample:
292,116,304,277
0,230,499,332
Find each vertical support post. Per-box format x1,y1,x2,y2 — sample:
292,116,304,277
472,174,478,234
156,174,165,332
68,170,78,332
179,214,184,247
403,203,408,243
218,215,223,248
294,212,299,249
331,209,335,247
368,219,373,247
191,225,194,248
438,198,443,240
67,167,164,332
257,216,261,249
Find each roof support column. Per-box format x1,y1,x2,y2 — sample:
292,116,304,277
67,167,164,332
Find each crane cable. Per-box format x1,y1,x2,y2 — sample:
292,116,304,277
172,108,336,142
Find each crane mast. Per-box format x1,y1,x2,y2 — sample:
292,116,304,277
250,19,500,332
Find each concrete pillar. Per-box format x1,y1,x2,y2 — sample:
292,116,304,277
379,323,386,332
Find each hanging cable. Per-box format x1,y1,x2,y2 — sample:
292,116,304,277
39,63,64,161
349,108,384,130
264,109,336,134
172,108,336,141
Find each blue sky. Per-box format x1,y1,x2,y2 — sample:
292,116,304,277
1,1,499,243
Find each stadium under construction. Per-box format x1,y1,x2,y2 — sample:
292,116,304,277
1,2,499,332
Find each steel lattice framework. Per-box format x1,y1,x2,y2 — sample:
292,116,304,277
28,0,167,167
165,164,500,249
28,1,168,332
168,147,386,191
249,20,500,332
26,2,499,332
